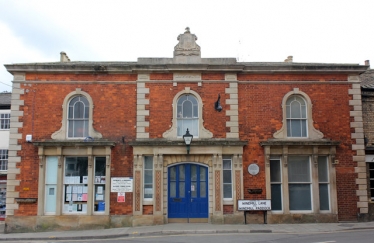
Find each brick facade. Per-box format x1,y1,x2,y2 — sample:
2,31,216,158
3,29,370,232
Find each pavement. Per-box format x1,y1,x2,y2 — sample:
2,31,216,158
1,220,374,241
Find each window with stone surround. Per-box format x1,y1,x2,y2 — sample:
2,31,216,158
269,155,331,213
286,96,307,137
223,156,232,200
68,96,89,138
162,87,212,139
274,88,323,139
143,156,153,200
177,94,199,137
52,89,102,140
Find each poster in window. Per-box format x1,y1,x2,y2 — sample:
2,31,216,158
72,193,78,201
96,194,104,201
66,193,72,202
77,194,83,201
83,186,88,193
82,176,88,184
77,186,83,194
72,186,78,193
82,193,88,201
95,176,101,183
97,186,103,194
100,176,106,184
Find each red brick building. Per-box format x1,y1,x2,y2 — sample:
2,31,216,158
4,28,369,232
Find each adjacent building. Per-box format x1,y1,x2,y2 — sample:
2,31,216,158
0,92,11,221
3,29,370,232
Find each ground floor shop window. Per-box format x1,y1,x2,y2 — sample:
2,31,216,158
269,155,331,213
94,157,106,212
64,157,88,213
143,156,153,200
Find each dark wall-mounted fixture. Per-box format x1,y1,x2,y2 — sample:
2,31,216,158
215,93,222,112
247,188,263,194
183,128,193,154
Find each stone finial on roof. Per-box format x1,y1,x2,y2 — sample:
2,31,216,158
173,27,201,63
60,51,70,62
284,56,293,63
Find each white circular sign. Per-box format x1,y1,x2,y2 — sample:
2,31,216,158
248,164,259,175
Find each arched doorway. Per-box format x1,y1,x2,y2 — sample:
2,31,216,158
168,163,208,222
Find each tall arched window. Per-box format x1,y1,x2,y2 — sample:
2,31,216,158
177,95,199,137
68,95,89,138
286,95,307,137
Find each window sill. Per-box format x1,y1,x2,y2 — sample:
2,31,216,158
143,200,154,205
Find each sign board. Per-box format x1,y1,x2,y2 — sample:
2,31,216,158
117,192,125,202
111,177,133,192
238,200,271,211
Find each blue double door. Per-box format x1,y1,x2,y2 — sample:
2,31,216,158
168,164,208,219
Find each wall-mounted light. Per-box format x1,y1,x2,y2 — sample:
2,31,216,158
215,94,222,112
183,128,193,154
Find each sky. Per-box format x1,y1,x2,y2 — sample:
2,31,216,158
0,0,373,92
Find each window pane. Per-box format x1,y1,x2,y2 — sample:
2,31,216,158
191,165,197,181
200,167,206,181
288,156,310,182
270,160,281,182
170,167,176,181
74,120,84,137
191,182,197,197
271,184,282,211
179,165,185,180
223,160,231,170
170,182,176,197
144,170,153,183
223,184,232,198
318,157,328,182
200,181,206,197
144,185,153,199
183,101,193,118
179,182,185,197
74,102,85,118
223,170,231,183
95,157,106,176
144,157,153,169
287,120,291,137
289,184,311,210
301,120,307,137
319,184,330,210
46,156,58,184
290,101,301,118
290,120,302,137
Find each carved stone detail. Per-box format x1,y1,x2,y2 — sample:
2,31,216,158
174,27,201,57
235,170,241,202
155,171,162,211
215,170,221,211
135,171,141,212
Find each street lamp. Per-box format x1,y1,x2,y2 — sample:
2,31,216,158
183,128,193,154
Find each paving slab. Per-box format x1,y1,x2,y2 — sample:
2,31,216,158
0,221,374,241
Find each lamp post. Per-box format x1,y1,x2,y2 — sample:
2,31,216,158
183,128,193,154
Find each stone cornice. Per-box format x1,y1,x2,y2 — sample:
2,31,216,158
5,62,368,75
33,140,116,147
129,138,247,147
260,139,340,146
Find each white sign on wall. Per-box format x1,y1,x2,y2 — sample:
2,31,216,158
248,164,260,175
111,177,133,192
238,200,271,211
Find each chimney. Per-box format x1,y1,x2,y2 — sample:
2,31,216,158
60,51,70,62
365,60,370,67
284,56,293,63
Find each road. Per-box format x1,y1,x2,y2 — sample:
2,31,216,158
4,229,373,243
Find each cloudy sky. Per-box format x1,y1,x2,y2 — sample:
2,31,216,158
1,0,373,92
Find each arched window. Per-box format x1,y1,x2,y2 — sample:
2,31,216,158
286,95,307,137
68,95,89,138
177,95,199,136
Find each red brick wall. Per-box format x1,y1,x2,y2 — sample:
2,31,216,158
15,75,137,216
15,72,357,221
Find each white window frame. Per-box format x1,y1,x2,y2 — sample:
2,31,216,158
288,156,313,213
318,156,331,212
223,156,233,200
67,95,89,138
143,156,153,201
52,88,102,140
273,88,323,139
0,113,10,130
286,95,307,137
162,87,213,139
177,95,199,137
0,149,8,172
270,156,283,212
